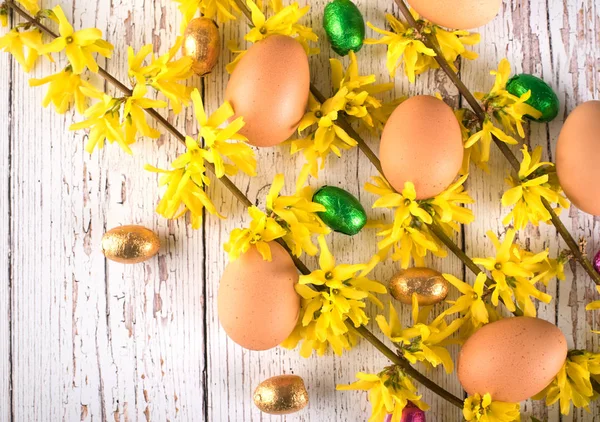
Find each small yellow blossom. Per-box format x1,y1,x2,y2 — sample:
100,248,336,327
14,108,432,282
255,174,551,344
145,136,222,229
502,145,569,230
337,367,429,422
29,66,100,114
456,108,488,173
291,89,357,189
70,91,129,154
429,174,475,232
282,237,386,356
265,174,329,257
534,350,600,415
189,89,256,178
0,28,43,72
127,41,194,113
0,7,7,28
17,0,41,15
224,206,287,261
226,0,318,73
123,84,167,143
174,0,240,30
474,229,553,316
39,6,113,74
463,393,521,422
365,12,479,83
376,296,463,373
465,118,518,164
443,273,490,329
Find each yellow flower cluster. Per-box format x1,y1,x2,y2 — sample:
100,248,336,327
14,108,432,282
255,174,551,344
465,59,542,167
443,273,495,332
463,393,520,422
377,296,463,373
0,5,113,74
146,89,255,229
365,177,474,269
502,145,569,230
365,12,480,83
337,367,429,422
128,41,194,113
225,175,329,261
534,350,600,415
174,0,241,30
473,229,565,317
282,236,386,357
291,52,396,189
226,0,318,73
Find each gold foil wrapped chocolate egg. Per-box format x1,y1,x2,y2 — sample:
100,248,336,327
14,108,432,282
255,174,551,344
389,267,448,306
101,225,160,264
182,17,221,76
253,375,309,415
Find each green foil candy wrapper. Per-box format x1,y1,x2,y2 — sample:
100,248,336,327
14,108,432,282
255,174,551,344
312,186,367,236
323,0,365,56
506,74,560,123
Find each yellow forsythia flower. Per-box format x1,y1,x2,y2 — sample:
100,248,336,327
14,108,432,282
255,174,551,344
265,174,329,257
443,273,490,329
365,179,447,268
291,89,357,189
189,89,256,178
337,367,429,422
473,229,554,317
174,0,240,29
456,108,488,173
17,0,41,15
145,136,223,229
226,0,318,72
463,393,520,422
0,28,43,72
127,41,194,113
29,66,100,114
365,12,479,83
376,296,463,373
224,206,287,261
465,118,518,164
39,6,113,74
534,350,600,415
282,237,386,357
123,84,167,142
502,145,569,230
429,174,475,232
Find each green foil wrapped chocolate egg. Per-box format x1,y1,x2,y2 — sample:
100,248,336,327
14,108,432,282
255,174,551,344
312,186,367,236
323,0,365,56
506,74,560,123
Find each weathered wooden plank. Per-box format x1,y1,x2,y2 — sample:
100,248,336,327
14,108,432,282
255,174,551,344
0,15,12,422
203,0,463,420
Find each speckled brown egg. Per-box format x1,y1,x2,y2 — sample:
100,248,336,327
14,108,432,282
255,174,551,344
458,317,567,402
225,34,310,147
556,101,600,215
407,0,502,29
218,242,300,351
379,95,463,199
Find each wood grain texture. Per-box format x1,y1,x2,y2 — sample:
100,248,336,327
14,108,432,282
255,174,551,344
0,0,599,421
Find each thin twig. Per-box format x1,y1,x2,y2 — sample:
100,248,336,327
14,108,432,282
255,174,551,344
5,0,465,407
393,0,600,286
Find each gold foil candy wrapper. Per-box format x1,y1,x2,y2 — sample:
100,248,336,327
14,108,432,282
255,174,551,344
389,267,448,306
101,225,160,264
182,17,221,76
253,375,309,415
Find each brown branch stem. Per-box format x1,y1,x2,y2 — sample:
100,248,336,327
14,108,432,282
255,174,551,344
393,0,600,286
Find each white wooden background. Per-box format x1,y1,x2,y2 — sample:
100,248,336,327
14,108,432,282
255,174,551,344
1,0,599,420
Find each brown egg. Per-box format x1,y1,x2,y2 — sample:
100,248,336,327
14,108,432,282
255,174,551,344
407,0,502,29
389,267,448,306
253,375,309,415
101,225,160,264
225,34,310,147
182,17,221,76
380,95,463,199
556,101,600,215
218,242,300,351
458,317,567,402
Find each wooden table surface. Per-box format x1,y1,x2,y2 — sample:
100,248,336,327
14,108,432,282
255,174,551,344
1,0,599,421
